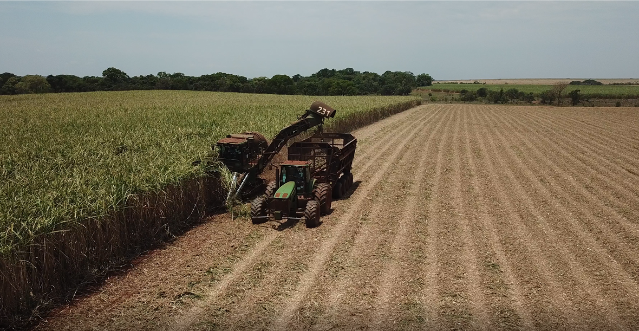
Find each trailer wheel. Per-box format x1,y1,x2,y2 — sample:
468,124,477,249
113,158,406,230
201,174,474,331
314,183,332,215
345,173,353,192
304,200,320,228
332,181,343,199
251,196,268,224
264,181,277,199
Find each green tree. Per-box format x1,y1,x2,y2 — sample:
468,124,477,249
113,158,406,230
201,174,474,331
487,89,506,104
82,76,102,91
460,90,477,102
380,71,416,95
327,79,358,95
353,72,380,95
416,73,433,87
47,75,88,92
1,76,20,95
504,88,521,102
539,90,556,105
15,75,51,94
243,77,270,94
1,73,18,92
568,89,581,106
551,82,569,106
268,74,295,94
102,67,130,90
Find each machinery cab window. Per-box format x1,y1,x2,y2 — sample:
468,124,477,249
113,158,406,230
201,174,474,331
281,165,309,194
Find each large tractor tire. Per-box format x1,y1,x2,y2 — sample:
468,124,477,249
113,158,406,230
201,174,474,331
304,200,320,228
313,183,332,215
264,181,277,199
251,196,268,224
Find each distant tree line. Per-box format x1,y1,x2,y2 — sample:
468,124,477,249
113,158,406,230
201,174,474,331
569,79,602,86
0,68,433,96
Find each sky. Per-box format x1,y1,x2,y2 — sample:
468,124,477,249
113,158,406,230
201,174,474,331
1,1,638,80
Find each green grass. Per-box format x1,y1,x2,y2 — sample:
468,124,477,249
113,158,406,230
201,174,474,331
425,83,639,98
0,91,419,255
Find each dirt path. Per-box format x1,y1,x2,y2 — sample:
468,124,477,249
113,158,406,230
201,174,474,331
35,104,639,330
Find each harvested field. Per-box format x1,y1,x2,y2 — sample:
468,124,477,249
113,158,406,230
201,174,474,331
35,104,639,330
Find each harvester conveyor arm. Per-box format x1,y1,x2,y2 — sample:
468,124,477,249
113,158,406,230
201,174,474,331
227,102,335,201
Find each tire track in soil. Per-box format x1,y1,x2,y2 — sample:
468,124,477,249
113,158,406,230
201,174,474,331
510,110,639,277
366,107,452,328
471,107,584,329
483,106,632,330
418,106,490,330
370,107,492,330
493,108,639,328
351,108,433,172
524,108,639,200
172,106,435,330
424,108,486,330
533,108,639,155
529,108,639,181
549,107,639,144
418,106,453,329
348,106,422,147
270,106,440,330
464,106,535,330
573,108,639,139
308,107,450,330
446,107,490,330
173,231,280,330
505,109,639,265
517,109,639,225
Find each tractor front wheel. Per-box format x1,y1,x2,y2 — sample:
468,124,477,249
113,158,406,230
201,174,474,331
304,200,320,228
264,181,277,199
251,196,268,224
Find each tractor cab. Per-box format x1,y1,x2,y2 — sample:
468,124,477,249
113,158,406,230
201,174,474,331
277,161,314,198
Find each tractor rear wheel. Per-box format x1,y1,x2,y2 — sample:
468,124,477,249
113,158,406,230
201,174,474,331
251,196,268,224
314,183,332,215
304,200,320,228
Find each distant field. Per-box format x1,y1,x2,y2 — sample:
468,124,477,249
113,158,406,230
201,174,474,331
436,78,639,85
0,91,419,255
426,83,639,98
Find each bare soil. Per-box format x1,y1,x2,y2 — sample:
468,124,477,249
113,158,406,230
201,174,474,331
34,104,639,330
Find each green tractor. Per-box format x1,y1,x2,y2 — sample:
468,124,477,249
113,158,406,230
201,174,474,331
251,161,332,227
250,132,356,227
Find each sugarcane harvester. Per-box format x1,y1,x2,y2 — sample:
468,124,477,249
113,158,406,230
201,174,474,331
215,101,338,202
251,132,356,227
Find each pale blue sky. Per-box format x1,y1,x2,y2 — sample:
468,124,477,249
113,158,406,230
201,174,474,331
1,1,638,80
